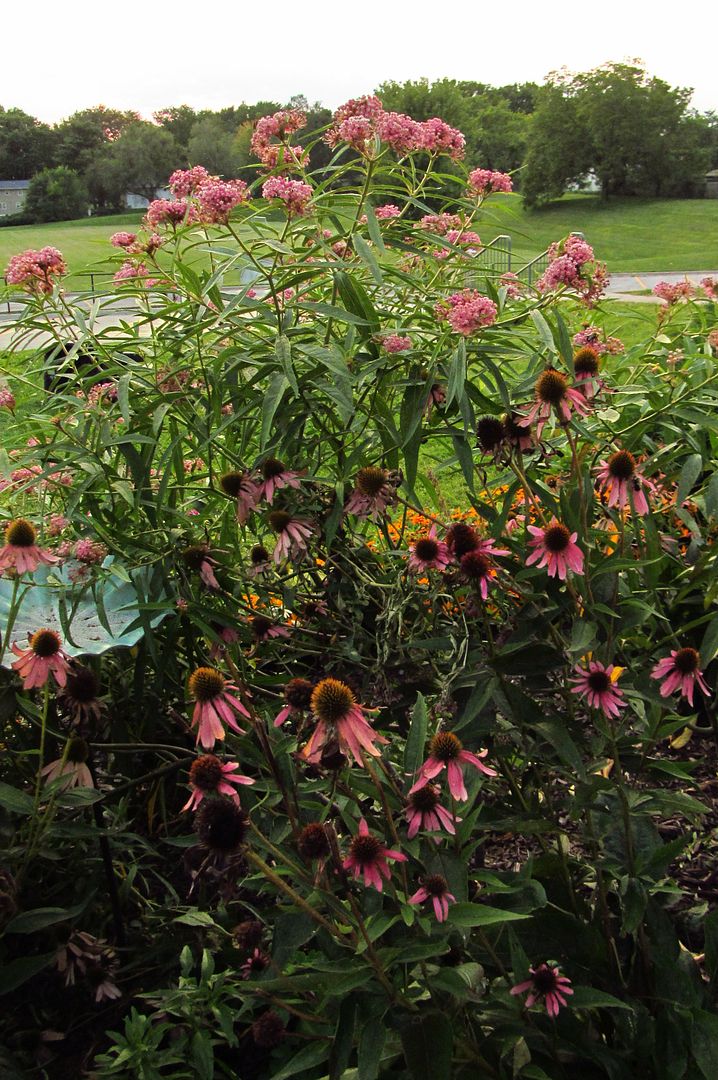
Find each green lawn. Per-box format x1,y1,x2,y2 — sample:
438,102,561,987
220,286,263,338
1,196,717,289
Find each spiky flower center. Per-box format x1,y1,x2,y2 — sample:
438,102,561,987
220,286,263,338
298,822,330,859
261,457,286,479
477,416,504,451
424,873,449,897
429,731,462,762
268,510,292,533
196,799,248,852
311,678,355,723
189,754,224,791
182,545,209,571
189,667,226,702
543,524,571,553
674,647,700,674
460,551,491,579
220,471,248,497
349,832,383,865
573,347,600,375
355,467,388,496
285,678,314,709
30,628,62,658
503,412,525,439
250,544,270,565
536,368,568,405
5,518,36,547
608,450,636,481
67,737,89,764
532,965,560,994
414,538,439,562
587,669,611,693
446,522,479,557
252,1011,285,1049
409,784,440,812
64,666,100,702
250,615,274,638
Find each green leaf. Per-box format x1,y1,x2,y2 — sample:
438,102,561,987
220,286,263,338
676,453,702,507
705,471,718,519
530,310,556,352
569,986,632,1011
0,782,34,815
271,1041,330,1080
191,1031,214,1080
358,1019,386,1080
261,371,288,450
0,951,56,995
693,1009,718,1079
353,235,383,284
329,996,356,1080
404,693,428,781
363,206,386,253
448,903,530,928
275,335,298,395
446,341,466,406
5,897,91,935
174,910,219,928
400,1011,453,1080
700,613,718,667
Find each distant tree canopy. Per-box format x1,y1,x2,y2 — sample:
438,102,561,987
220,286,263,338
523,62,710,205
0,107,55,179
24,166,89,222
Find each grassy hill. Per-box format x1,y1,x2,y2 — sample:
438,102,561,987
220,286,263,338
1,197,717,288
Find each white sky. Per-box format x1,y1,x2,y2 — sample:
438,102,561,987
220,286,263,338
3,0,716,123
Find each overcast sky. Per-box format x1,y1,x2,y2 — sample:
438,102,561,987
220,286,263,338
3,0,715,123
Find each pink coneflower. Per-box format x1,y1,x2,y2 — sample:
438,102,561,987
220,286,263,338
526,520,584,580
248,544,271,577
268,511,313,563
0,519,59,574
274,677,314,727
182,754,254,811
56,931,120,1002
445,522,480,558
510,963,573,1018
41,737,94,791
301,678,388,767
342,818,407,891
477,416,507,462
409,874,456,921
570,661,626,718
595,451,655,516
408,526,452,573
651,648,710,706
410,731,496,802
572,347,603,398
181,544,220,589
188,667,250,750
11,629,71,689
405,784,458,838
256,458,301,503
220,470,260,524
241,948,270,979
344,467,399,520
521,369,590,436
459,550,498,599
248,614,290,642
57,665,103,726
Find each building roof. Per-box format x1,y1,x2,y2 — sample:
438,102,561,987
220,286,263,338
0,179,30,190
706,170,718,178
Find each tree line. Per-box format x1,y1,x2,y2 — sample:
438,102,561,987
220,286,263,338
1,62,717,223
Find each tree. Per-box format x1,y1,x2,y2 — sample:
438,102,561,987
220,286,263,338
522,84,593,206
84,154,126,213
24,166,89,222
153,106,198,153
54,107,141,173
104,122,183,202
187,117,240,176
0,107,55,179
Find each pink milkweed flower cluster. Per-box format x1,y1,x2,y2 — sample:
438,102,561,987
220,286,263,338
409,874,456,922
595,450,655,516
326,96,464,160
110,232,137,249
5,247,67,295
701,276,717,299
511,963,573,1018
145,199,198,228
417,213,463,235
11,629,71,689
526,519,585,580
414,116,465,159
262,176,313,216
251,109,307,165
169,165,212,197
468,168,513,196
113,262,157,287
373,204,402,220
73,538,108,565
0,385,15,410
342,818,407,891
570,661,626,717
196,178,251,224
652,280,694,304
182,754,254,811
573,325,625,355
651,648,710,707
435,290,498,336
380,334,412,353
433,230,482,259
500,272,524,299
538,235,609,305
188,666,250,749
410,731,496,803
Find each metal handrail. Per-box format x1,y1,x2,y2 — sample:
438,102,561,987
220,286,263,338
516,231,585,286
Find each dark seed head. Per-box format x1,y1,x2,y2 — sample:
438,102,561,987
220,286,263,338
532,964,560,994
261,457,286,480
476,416,505,452
181,544,209,572
67,737,89,764
460,550,491,579
673,647,700,675
607,450,636,481
5,519,36,547
429,731,462,762
250,615,274,639
250,544,270,565
409,784,440,812
298,822,330,859
542,523,571,553
423,873,449,897
64,666,100,702
268,510,292,533
220,471,248,497
414,537,439,562
355,467,387,496
587,669,611,693
446,522,479,558
311,678,355,724
196,799,248,853
573,347,600,376
349,832,382,864
189,667,225,702
30,628,62,658
535,368,568,405
232,919,263,952
284,678,314,709
189,754,224,791
251,1010,285,1049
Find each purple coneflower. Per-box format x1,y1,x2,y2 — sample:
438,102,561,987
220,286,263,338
342,817,407,891
274,677,314,727
182,754,254,811
256,458,301,503
573,347,604,398
521,368,590,437
407,526,452,573
42,737,94,791
181,544,220,589
651,647,710,706
410,732,496,802
510,963,573,1018
405,784,459,838
344,467,399,520
0,518,59,574
526,520,584,580
409,874,456,922
459,550,497,599
11,629,71,689
241,947,271,979
57,665,103,726
268,510,313,563
301,678,388,767
595,451,654,516
504,412,534,452
188,667,250,749
220,470,260,524
570,661,626,718
248,614,290,642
